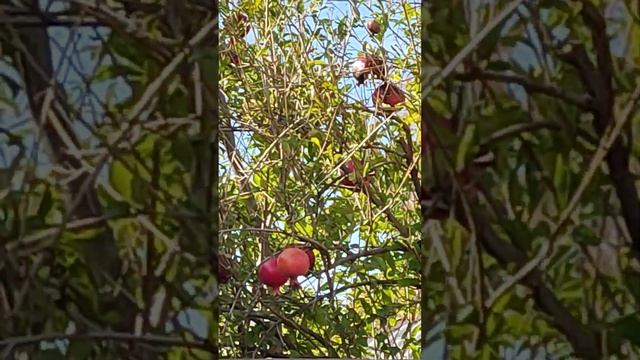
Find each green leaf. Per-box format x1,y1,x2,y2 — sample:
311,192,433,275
103,201,130,218
110,160,134,202
574,225,601,246
553,154,569,209
67,341,93,359
64,227,104,241
623,270,640,305
310,135,322,149
38,187,53,219
614,313,640,347
456,124,476,172
131,175,149,205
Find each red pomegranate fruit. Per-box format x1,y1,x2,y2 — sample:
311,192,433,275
351,57,368,85
291,247,316,287
344,159,356,173
224,40,241,66
352,55,386,85
373,82,405,107
340,159,357,188
277,247,310,277
277,247,311,289
227,51,240,66
366,19,381,35
303,247,315,272
258,257,289,295
339,159,372,192
365,55,386,78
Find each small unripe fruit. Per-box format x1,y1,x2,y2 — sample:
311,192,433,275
344,159,356,173
339,159,372,192
366,19,381,35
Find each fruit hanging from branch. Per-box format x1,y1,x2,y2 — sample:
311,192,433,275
351,54,386,85
340,159,371,192
277,247,310,288
366,19,381,35
373,82,405,107
258,257,289,295
340,159,357,188
302,247,316,274
295,245,316,273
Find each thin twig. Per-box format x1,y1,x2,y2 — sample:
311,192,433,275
0,332,214,352
423,0,528,96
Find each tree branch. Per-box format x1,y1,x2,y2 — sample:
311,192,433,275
453,70,591,110
466,201,601,360
559,0,640,258
0,332,215,353
423,101,602,359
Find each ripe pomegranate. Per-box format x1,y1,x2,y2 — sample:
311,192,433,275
277,247,310,277
293,246,315,276
258,257,289,295
368,55,386,78
339,159,372,192
351,57,368,85
352,54,386,85
366,19,381,35
340,159,357,188
303,247,315,272
373,82,405,107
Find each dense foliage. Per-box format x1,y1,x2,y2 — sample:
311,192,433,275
423,1,640,359
219,0,420,357
1,1,216,358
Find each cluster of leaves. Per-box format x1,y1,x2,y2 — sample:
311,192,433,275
219,0,420,357
423,0,640,358
1,1,216,359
